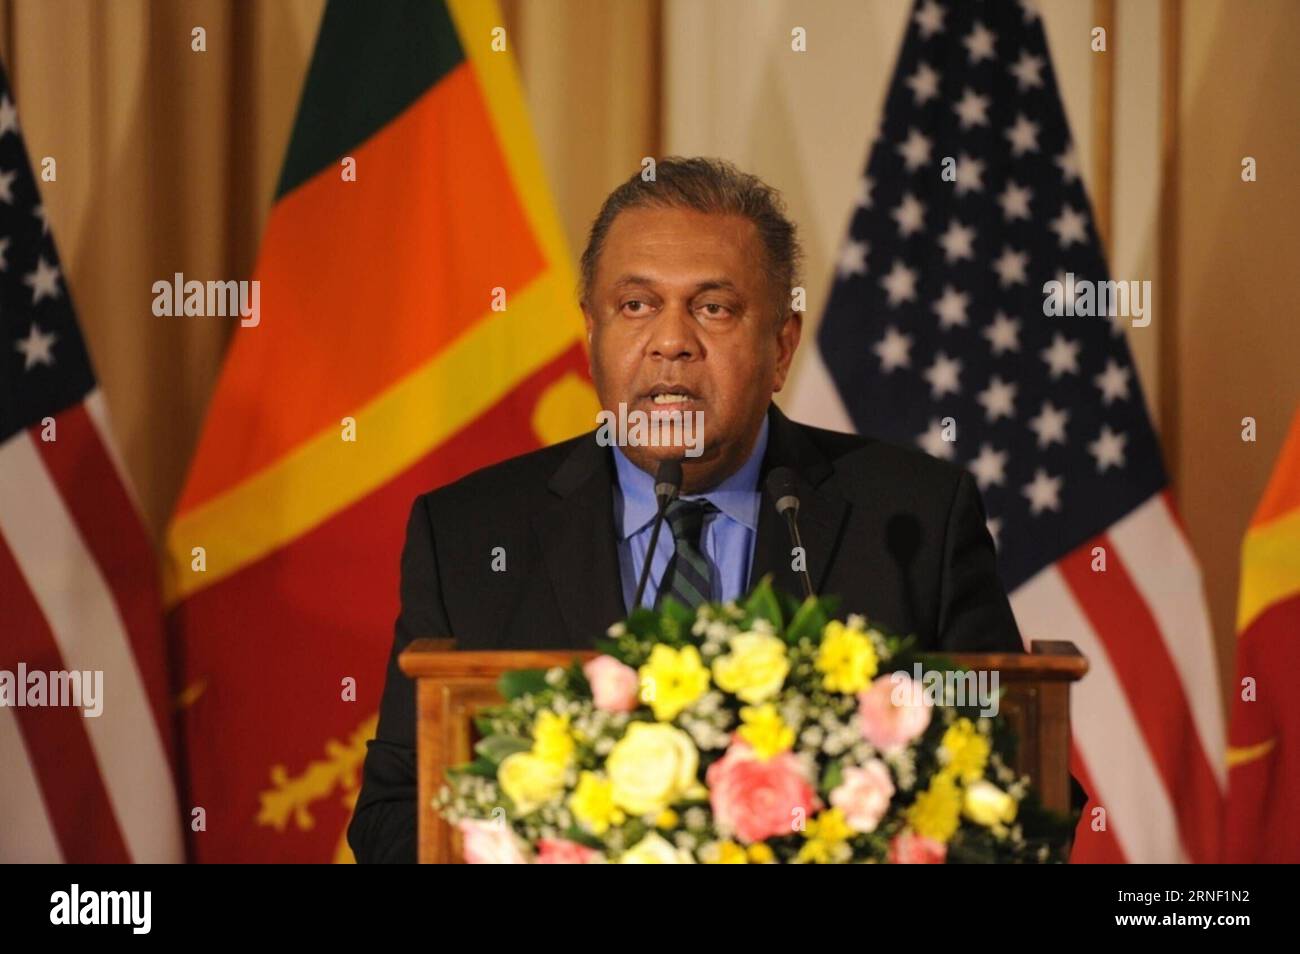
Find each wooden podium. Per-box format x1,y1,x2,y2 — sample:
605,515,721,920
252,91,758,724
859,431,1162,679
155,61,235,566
399,639,1088,863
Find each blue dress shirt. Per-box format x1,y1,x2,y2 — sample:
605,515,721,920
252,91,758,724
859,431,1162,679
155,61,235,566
612,416,769,612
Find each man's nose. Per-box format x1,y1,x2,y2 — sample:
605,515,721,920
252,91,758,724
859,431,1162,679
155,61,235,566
646,303,701,360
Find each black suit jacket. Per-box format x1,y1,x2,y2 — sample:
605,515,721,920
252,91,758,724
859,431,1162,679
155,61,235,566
347,404,1022,863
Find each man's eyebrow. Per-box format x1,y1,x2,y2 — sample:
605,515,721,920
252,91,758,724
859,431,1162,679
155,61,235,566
610,274,657,290
692,278,741,295
609,275,742,294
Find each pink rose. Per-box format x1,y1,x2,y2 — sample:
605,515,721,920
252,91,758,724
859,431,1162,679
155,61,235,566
857,672,932,754
459,818,527,864
584,655,640,713
536,838,603,864
706,741,820,844
889,830,947,864
829,760,895,834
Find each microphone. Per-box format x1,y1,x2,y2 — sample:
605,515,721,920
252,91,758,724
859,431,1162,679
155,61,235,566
766,467,814,599
632,458,684,609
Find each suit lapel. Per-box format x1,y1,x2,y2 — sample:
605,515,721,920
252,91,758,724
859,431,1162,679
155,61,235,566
532,433,628,648
750,406,850,597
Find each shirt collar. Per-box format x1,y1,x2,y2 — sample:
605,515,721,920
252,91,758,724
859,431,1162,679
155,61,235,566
612,415,770,540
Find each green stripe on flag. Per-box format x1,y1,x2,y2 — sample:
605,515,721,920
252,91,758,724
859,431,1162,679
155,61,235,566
276,0,465,199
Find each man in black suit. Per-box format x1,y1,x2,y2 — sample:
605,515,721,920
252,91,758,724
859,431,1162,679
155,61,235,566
348,157,1022,863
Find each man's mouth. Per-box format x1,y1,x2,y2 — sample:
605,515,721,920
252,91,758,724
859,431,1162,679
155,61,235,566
643,385,701,407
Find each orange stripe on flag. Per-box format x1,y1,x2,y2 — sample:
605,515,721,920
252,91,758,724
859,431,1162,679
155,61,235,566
1249,406,1300,529
177,62,547,515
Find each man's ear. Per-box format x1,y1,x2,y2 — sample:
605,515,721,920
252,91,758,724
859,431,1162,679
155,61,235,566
772,311,803,392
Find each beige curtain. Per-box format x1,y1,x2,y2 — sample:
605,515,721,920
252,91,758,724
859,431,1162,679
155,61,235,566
0,0,658,539
0,0,324,535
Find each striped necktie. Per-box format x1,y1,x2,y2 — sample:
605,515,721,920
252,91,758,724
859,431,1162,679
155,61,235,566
657,498,716,609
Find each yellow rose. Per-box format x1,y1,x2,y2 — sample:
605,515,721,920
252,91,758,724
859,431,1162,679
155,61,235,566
606,721,700,816
618,832,696,864
498,751,566,815
963,780,1017,830
569,771,625,835
638,644,710,721
532,710,575,768
816,620,879,694
712,632,790,704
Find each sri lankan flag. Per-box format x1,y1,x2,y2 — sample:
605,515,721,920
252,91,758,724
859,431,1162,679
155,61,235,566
165,0,597,862
1224,406,1300,862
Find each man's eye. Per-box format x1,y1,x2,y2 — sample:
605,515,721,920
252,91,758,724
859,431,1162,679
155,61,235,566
621,300,648,316
698,303,732,318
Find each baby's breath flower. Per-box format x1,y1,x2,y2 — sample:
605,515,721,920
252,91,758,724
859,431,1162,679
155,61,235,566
850,741,874,763
705,620,734,642
693,690,723,717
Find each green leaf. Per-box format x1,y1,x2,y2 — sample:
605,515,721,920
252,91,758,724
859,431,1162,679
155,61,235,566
785,595,828,644
448,757,499,779
776,589,803,621
625,606,661,640
567,660,592,697
658,596,693,644
743,575,783,629
498,668,550,701
562,825,606,851
474,733,532,765
821,758,844,792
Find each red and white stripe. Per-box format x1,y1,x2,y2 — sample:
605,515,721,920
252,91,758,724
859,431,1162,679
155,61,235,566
0,389,184,862
1011,491,1224,863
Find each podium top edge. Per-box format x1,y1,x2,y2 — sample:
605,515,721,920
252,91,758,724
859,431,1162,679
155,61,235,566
399,639,1087,681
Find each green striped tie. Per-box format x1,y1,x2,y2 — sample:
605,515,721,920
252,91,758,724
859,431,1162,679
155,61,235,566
658,499,716,610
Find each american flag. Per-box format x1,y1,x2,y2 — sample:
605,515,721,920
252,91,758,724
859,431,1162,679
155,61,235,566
799,0,1223,862
0,63,183,861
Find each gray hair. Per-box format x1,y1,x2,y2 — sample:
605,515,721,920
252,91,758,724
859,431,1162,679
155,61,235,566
578,156,804,325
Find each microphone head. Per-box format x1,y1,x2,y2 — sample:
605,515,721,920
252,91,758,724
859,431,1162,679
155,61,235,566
653,458,684,501
765,466,800,516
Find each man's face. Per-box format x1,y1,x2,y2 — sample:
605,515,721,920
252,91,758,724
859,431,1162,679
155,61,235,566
583,206,801,491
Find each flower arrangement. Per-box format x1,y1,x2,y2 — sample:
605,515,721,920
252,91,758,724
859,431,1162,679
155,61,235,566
438,578,1073,863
